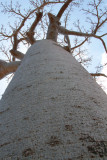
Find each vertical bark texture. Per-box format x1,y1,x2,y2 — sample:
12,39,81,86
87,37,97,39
0,40,107,160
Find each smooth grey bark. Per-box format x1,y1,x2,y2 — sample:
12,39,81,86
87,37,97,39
0,40,107,160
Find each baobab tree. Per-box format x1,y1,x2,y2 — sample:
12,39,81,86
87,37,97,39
0,0,107,159
0,0,107,79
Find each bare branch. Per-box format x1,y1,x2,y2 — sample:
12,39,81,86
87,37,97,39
100,33,107,37
59,26,107,53
10,33,21,61
29,0,65,15
97,36,107,53
71,38,88,50
93,18,107,34
57,0,73,19
64,35,71,52
26,12,43,44
10,50,24,60
29,12,43,33
1,1,25,18
0,60,21,79
83,0,107,35
59,26,94,37
91,73,107,78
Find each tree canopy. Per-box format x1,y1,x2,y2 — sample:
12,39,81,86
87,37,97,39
0,0,107,80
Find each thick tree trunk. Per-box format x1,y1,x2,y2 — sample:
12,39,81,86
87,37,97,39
0,40,107,160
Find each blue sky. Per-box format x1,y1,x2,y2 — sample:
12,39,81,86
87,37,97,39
0,0,107,99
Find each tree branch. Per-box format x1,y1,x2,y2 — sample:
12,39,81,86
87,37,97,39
64,35,71,52
0,60,21,79
71,38,88,50
91,73,107,78
46,13,60,42
26,12,43,44
59,26,94,37
57,0,73,19
47,0,74,42
10,50,24,60
59,26,107,53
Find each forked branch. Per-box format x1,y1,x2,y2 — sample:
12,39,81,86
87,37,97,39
59,26,107,53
